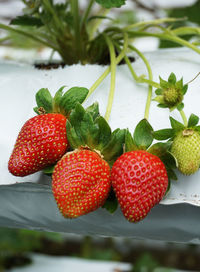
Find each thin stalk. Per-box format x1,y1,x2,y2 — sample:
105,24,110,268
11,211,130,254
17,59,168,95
123,17,186,31
179,110,188,127
70,0,82,59
88,8,109,40
103,35,117,122
42,0,65,33
123,54,160,88
127,30,200,55
81,0,95,28
128,44,153,120
0,23,59,51
87,32,128,98
0,36,10,43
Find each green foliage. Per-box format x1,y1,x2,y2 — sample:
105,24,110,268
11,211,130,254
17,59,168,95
95,0,126,9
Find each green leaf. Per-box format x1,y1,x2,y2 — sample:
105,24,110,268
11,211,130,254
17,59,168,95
159,76,169,89
170,116,185,130
164,180,171,196
176,102,184,111
148,142,172,158
10,15,43,27
66,121,84,149
35,88,53,113
102,129,126,166
161,151,178,169
95,0,126,9
157,103,168,108
153,128,174,140
133,119,153,149
166,168,178,181
96,116,112,149
53,86,66,112
188,113,199,127
182,84,188,95
59,87,89,115
155,88,163,95
168,72,176,85
125,130,137,152
80,112,99,149
175,78,183,89
86,102,100,120
102,189,118,214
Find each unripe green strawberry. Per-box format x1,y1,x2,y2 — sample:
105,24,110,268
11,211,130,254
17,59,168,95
171,129,200,175
52,149,111,218
111,150,168,222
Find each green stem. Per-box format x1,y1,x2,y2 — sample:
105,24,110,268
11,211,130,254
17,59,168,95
87,32,128,98
42,0,65,33
0,23,59,51
103,35,117,122
128,44,153,120
127,30,200,55
88,8,109,40
81,0,95,28
71,0,82,60
123,17,186,31
179,110,188,127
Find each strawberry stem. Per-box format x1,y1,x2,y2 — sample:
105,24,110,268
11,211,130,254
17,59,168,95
103,34,117,122
128,45,153,120
87,32,128,98
179,109,188,127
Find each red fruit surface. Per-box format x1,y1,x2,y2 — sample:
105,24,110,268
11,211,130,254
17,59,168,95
111,150,168,222
8,113,68,176
52,149,111,218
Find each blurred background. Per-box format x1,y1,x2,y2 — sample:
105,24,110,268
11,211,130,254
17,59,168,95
1,0,200,271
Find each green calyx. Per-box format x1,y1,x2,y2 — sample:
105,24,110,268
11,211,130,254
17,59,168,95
154,72,188,111
33,86,89,116
66,102,126,166
125,119,177,183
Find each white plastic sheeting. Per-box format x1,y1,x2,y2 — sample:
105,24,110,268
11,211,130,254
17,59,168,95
0,47,200,242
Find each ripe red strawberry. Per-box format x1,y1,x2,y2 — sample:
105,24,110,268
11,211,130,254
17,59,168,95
8,113,68,176
111,150,168,222
52,149,111,218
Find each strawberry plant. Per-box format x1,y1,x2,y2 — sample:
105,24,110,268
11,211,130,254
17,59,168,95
4,1,200,224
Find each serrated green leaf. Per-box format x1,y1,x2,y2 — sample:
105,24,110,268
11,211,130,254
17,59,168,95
164,180,171,196
148,142,172,158
66,121,84,149
182,84,188,95
80,112,99,149
125,130,137,152
170,116,185,130
35,88,53,113
10,15,43,27
96,116,112,149
95,0,126,9
33,107,39,115
194,126,200,133
153,128,174,140
155,88,163,95
175,78,183,89
168,72,176,85
86,102,100,120
102,129,126,166
53,86,66,112
59,87,89,115
177,102,184,111
188,113,199,127
161,151,178,169
159,76,169,89
133,119,153,149
102,189,118,214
